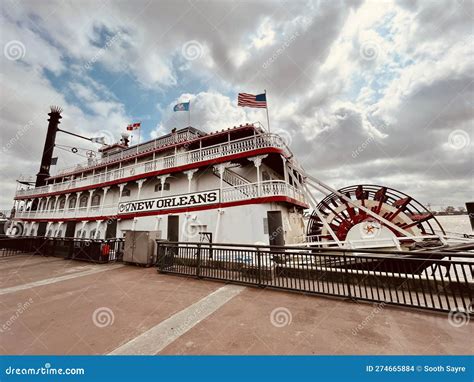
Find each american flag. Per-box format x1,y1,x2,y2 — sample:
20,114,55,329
238,93,267,108
126,122,141,131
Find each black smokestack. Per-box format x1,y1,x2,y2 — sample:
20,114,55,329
35,106,62,188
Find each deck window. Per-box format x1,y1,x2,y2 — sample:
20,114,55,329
68,197,76,209
48,199,55,210
91,194,101,207
155,182,170,192
79,195,88,208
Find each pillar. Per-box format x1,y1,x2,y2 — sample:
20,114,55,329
63,194,70,217
158,175,168,197
86,189,94,213
75,191,82,216
101,187,110,214
184,169,198,193
136,179,146,199
249,155,267,196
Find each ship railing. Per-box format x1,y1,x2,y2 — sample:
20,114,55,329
14,181,306,220
15,134,290,198
55,130,195,176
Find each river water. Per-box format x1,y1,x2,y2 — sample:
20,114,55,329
435,215,473,235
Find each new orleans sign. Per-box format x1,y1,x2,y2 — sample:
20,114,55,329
118,190,220,214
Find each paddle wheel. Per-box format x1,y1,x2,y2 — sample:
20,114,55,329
306,184,444,248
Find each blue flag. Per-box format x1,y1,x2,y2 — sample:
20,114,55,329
173,102,190,112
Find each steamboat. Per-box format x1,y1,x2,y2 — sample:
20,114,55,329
6,107,474,254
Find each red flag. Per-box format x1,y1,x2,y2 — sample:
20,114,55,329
126,122,141,131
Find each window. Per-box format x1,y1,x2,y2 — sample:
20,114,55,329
89,229,101,239
46,229,52,237
91,194,101,207
48,199,55,210
154,182,170,192
79,195,88,208
58,197,66,209
56,230,63,238
68,197,76,209
121,188,131,197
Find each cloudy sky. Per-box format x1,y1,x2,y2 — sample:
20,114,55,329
1,0,473,211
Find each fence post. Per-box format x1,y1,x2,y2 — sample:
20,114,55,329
52,238,57,257
257,247,262,287
156,241,161,270
196,243,201,278
342,250,352,300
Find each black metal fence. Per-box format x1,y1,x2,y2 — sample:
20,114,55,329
156,242,474,313
0,236,124,263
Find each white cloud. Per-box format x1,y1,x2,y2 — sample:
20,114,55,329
0,0,472,211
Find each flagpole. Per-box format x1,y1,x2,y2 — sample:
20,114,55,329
137,123,141,154
188,101,191,127
264,89,271,132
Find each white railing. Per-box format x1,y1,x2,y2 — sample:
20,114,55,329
15,133,290,199
55,130,198,176
14,181,306,220
213,167,251,187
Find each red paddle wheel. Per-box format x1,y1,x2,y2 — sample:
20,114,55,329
306,184,444,246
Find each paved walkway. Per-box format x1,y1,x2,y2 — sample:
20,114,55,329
0,255,471,355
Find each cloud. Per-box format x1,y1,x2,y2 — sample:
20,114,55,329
0,0,472,212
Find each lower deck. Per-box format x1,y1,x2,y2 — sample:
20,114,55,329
0,254,471,355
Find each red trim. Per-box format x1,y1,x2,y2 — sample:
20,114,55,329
47,125,258,181
16,196,309,223
15,147,285,200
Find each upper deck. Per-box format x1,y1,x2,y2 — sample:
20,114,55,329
15,124,296,200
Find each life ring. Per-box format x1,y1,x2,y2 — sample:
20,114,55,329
71,147,78,153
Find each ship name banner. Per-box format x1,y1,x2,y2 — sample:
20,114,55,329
118,190,220,214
